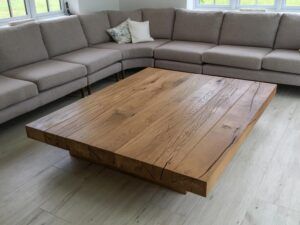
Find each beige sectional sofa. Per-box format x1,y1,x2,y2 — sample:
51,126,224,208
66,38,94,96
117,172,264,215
0,8,300,124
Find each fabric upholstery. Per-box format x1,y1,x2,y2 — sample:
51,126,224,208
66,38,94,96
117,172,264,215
155,41,215,64
39,16,88,57
0,23,48,73
79,12,111,45
142,8,175,39
155,60,202,74
128,20,154,43
38,78,87,106
0,75,38,110
0,94,39,124
203,64,300,86
122,58,154,70
108,10,142,27
54,48,122,74
4,60,87,91
202,45,272,70
88,63,122,85
173,10,223,44
275,14,300,50
263,50,300,75
94,39,169,59
0,78,87,124
220,12,281,48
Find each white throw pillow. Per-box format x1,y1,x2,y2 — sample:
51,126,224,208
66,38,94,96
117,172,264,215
107,19,132,44
128,20,154,44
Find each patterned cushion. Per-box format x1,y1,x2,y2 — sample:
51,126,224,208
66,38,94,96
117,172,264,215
107,19,132,44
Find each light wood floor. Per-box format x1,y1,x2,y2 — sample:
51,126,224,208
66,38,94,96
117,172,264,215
0,74,300,225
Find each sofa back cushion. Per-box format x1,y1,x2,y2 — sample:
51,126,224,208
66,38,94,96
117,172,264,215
79,12,111,45
220,12,281,48
108,10,142,27
173,10,223,44
39,16,88,57
0,23,48,73
142,8,175,39
275,14,300,50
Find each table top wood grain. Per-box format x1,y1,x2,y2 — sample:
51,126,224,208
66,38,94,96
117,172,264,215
26,68,277,196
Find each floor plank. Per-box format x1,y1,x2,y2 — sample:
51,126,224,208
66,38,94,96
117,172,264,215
255,94,300,212
241,200,300,225
15,208,70,225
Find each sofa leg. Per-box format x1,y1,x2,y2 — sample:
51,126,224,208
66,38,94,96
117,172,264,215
80,88,85,98
87,85,92,95
115,73,120,82
122,70,125,79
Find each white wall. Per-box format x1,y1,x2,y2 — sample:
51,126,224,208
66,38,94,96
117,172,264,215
67,0,119,14
119,0,187,10
79,0,119,13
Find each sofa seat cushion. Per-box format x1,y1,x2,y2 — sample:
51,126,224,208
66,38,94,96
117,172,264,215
0,75,38,110
155,41,216,64
4,60,87,91
54,48,122,74
263,50,300,74
94,39,169,60
202,45,272,70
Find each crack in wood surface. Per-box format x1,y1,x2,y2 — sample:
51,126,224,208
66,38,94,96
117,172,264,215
199,127,240,178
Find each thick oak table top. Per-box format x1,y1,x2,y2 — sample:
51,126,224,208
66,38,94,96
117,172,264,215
26,68,277,196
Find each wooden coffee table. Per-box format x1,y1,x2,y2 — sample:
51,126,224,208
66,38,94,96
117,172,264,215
26,68,276,197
